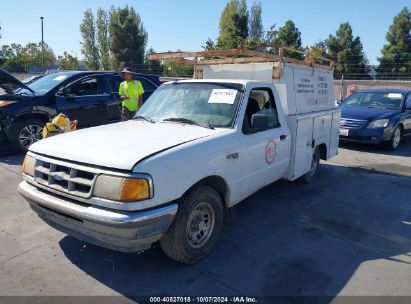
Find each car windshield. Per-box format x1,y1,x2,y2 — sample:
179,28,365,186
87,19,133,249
137,82,244,128
26,73,74,95
343,92,403,109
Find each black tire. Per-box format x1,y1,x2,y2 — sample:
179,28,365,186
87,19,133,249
299,146,320,184
11,118,44,153
386,126,402,151
160,185,224,264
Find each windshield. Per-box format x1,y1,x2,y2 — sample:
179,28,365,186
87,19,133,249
137,82,244,128
343,92,403,109
27,73,73,95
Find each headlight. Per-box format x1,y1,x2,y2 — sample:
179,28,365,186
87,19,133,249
0,101,16,107
367,119,389,128
93,175,152,202
22,155,35,177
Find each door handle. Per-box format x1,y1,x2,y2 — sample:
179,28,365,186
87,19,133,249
280,134,287,140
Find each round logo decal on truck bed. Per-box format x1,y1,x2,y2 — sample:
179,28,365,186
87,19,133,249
265,140,277,164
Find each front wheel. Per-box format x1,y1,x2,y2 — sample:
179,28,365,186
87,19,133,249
386,126,402,151
11,119,44,153
160,185,224,264
299,146,320,184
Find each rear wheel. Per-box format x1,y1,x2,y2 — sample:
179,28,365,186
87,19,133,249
299,146,320,184
160,185,224,264
11,119,44,153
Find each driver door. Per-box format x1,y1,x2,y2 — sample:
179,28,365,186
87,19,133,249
240,87,291,197
56,75,109,127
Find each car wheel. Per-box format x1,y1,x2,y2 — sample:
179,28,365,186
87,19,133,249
299,146,320,184
160,185,224,264
387,126,402,151
12,119,44,153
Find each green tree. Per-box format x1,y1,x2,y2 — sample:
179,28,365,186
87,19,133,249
202,38,217,51
144,47,163,74
378,7,411,79
326,22,368,79
80,9,100,70
266,20,303,59
163,61,193,77
58,52,80,70
305,41,329,64
1,44,23,70
109,6,147,70
249,1,263,42
1,42,55,71
96,8,111,70
217,0,249,49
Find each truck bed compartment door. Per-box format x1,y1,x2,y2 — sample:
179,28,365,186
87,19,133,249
293,116,314,178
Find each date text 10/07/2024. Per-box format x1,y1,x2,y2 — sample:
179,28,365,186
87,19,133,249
149,297,258,303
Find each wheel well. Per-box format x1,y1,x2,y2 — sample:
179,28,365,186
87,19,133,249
14,113,50,124
318,143,327,160
186,176,229,208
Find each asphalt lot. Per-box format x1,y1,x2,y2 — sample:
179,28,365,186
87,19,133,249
0,140,411,301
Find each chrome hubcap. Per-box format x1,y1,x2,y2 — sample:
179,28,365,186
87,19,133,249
393,128,401,148
186,202,215,248
19,125,42,149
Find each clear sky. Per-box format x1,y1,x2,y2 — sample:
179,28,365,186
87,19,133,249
0,0,409,64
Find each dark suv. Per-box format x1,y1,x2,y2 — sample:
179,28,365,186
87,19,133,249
0,69,160,152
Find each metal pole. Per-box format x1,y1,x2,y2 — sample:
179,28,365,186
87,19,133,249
40,17,44,71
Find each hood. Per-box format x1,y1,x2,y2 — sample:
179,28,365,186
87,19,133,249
340,105,400,121
29,120,226,170
0,68,36,95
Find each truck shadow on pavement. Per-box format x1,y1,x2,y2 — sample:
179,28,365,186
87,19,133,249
339,138,411,157
59,162,411,299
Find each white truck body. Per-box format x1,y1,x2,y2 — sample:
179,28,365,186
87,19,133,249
18,55,340,263
202,62,340,181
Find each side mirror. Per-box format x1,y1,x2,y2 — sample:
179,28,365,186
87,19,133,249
336,99,342,106
251,113,269,131
406,103,411,111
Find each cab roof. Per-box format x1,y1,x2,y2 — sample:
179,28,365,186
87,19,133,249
166,79,264,86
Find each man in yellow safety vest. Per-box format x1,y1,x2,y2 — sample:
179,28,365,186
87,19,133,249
119,67,145,121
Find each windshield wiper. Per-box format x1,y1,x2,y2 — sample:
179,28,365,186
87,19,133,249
133,115,155,123
163,117,215,129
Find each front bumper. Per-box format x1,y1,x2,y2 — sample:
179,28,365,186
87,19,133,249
18,181,178,252
339,126,394,144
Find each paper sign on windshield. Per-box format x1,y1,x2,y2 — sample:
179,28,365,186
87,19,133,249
208,89,237,104
388,93,402,99
54,75,68,81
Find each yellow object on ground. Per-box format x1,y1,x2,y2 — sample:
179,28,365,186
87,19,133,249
42,113,77,138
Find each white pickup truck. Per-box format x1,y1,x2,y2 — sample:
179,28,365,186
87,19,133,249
19,50,340,264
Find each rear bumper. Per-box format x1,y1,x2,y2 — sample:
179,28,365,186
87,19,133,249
18,181,178,252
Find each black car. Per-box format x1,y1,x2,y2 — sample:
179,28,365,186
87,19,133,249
0,69,160,152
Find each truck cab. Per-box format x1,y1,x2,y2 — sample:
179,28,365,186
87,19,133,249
18,48,340,264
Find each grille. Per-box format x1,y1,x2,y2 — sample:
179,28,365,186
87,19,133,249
34,159,96,198
340,118,367,129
